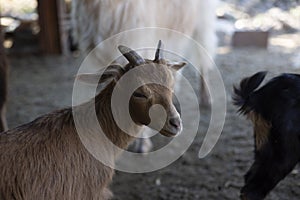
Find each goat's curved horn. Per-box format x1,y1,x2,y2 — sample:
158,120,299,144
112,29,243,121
118,45,145,66
154,40,164,61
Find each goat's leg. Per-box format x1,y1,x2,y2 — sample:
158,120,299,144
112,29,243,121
0,25,7,132
200,75,210,106
241,140,300,200
102,187,113,200
133,137,153,153
0,103,7,132
129,127,153,153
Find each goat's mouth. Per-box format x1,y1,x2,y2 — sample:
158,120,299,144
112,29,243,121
159,129,178,137
159,125,182,137
160,117,183,137
146,117,182,137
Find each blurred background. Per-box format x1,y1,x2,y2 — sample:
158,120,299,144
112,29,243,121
1,0,72,54
1,0,300,199
1,0,299,55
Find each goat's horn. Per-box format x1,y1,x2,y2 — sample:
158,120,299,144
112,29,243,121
118,45,145,66
154,40,164,61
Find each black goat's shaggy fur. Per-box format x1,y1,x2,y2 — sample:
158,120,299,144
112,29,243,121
233,71,300,200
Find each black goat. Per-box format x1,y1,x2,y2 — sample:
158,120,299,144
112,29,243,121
233,71,300,200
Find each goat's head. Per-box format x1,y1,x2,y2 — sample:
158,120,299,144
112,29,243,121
78,41,186,137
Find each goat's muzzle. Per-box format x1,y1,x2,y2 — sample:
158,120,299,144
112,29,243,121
160,116,182,137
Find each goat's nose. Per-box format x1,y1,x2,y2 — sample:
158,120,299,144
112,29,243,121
169,117,181,129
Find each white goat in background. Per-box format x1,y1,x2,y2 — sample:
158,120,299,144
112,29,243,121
71,0,219,152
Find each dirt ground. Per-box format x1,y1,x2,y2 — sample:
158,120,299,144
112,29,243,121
6,29,300,200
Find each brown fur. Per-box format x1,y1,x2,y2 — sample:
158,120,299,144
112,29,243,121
248,111,272,150
0,105,114,199
0,50,181,199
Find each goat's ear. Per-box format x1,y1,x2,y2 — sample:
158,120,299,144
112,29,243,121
76,64,124,85
169,62,186,71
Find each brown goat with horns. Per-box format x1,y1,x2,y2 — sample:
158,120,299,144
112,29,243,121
0,41,185,199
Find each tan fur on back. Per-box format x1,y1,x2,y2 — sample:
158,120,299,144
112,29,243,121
0,84,140,199
0,109,113,199
248,111,272,150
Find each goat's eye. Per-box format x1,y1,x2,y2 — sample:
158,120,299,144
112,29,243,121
133,92,148,99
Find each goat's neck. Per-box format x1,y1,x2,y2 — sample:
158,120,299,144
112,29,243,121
74,83,142,152
42,82,142,157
